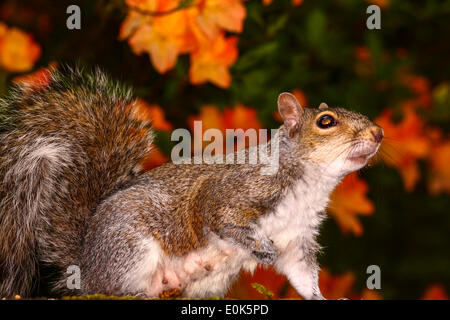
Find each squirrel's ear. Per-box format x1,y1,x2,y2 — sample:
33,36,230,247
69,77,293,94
278,92,303,138
318,102,328,110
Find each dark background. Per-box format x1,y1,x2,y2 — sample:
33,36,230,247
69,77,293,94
0,0,449,299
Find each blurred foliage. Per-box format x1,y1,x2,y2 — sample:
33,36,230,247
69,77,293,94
0,0,449,299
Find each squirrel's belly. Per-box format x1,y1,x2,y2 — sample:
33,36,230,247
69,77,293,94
144,234,257,298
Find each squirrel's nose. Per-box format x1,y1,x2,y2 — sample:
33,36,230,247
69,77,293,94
369,126,384,143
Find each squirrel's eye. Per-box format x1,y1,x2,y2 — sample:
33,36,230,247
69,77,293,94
316,114,336,129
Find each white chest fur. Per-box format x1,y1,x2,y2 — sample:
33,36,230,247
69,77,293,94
259,169,340,251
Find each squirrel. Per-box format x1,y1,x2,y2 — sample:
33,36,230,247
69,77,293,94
0,67,383,299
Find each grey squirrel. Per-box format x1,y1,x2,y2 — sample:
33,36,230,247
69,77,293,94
0,68,383,299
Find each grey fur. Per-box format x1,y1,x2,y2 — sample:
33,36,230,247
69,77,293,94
0,67,153,296
0,70,382,299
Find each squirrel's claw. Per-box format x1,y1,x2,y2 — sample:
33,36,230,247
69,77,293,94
251,237,278,264
252,250,278,264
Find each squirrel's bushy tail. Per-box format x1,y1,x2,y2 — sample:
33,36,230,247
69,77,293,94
0,67,153,297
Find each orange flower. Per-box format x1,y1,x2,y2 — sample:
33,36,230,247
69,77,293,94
354,46,375,76
263,0,303,7
120,0,243,87
189,33,238,88
12,62,57,88
292,0,304,5
324,272,383,300
141,146,169,171
228,266,381,300
0,22,41,73
12,66,50,87
328,173,375,236
223,103,262,131
375,107,430,191
421,284,449,300
227,266,292,299
132,98,173,132
125,0,159,10
121,0,197,74
355,46,371,61
189,103,262,153
319,268,355,300
263,0,304,5
119,10,151,41
291,89,308,107
223,104,262,151
229,267,359,300
189,104,261,134
188,104,224,132
127,97,172,171
366,0,390,9
428,139,450,195
400,74,432,109
127,10,192,73
188,104,225,153
195,0,246,39
359,288,383,300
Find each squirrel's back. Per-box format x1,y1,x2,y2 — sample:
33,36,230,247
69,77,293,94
0,67,153,296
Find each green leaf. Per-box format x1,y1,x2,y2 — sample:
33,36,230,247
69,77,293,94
251,283,274,300
247,1,264,27
366,32,383,67
154,130,174,157
267,14,289,37
233,42,278,71
306,9,326,47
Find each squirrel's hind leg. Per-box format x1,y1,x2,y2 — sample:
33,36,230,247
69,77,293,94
149,252,215,297
147,254,206,298
147,266,185,298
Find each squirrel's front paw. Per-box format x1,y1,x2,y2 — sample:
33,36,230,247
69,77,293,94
252,250,277,264
252,238,278,264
